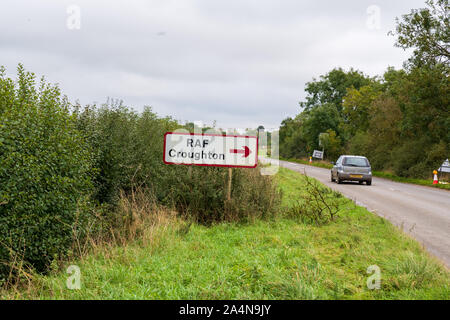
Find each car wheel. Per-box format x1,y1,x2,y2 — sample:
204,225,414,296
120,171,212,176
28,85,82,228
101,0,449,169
366,180,372,186
331,173,335,182
337,175,342,184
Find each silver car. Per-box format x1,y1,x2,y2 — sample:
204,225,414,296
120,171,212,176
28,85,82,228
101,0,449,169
331,155,372,185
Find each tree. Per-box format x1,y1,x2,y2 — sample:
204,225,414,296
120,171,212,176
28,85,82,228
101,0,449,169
300,68,372,112
320,129,343,161
302,103,342,152
342,83,382,136
279,117,308,158
391,0,450,67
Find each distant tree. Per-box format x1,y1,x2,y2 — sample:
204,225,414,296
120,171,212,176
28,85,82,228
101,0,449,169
279,117,308,158
300,68,372,112
321,129,343,161
342,82,382,137
302,103,342,151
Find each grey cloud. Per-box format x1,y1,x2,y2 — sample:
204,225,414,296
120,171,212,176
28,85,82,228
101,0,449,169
0,0,426,129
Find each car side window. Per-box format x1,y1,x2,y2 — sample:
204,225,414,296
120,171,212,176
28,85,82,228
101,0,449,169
336,156,342,165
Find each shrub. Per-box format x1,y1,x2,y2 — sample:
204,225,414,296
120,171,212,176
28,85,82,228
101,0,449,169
0,65,93,280
389,137,438,178
288,174,340,225
167,166,281,224
225,167,281,223
73,101,179,205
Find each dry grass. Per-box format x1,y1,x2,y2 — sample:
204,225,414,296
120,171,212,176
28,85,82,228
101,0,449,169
114,188,178,246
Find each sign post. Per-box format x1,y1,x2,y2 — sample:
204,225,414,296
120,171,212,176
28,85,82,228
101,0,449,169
164,132,258,205
227,168,232,201
164,132,258,168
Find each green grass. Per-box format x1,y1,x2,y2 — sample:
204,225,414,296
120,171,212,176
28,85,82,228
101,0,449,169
372,171,450,190
280,157,450,190
2,168,449,300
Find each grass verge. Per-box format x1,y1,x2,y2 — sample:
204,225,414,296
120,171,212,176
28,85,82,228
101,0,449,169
372,171,450,190
2,168,449,299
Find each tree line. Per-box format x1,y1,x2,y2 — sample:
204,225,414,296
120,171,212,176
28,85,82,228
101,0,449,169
279,0,449,178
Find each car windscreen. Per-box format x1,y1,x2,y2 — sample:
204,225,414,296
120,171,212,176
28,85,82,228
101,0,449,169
343,157,369,167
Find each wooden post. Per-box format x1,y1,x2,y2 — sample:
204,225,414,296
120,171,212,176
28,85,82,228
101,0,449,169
227,168,232,201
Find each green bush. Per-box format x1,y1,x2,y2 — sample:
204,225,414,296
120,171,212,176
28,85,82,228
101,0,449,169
0,65,93,279
389,137,438,178
74,101,180,205
287,175,340,225
166,165,281,224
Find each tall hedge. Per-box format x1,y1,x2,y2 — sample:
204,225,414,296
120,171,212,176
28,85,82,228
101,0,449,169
73,101,180,205
0,65,93,279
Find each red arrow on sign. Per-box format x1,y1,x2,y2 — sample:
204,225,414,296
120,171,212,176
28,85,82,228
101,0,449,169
230,146,251,158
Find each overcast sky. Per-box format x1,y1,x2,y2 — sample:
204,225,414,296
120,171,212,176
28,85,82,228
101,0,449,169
0,0,426,129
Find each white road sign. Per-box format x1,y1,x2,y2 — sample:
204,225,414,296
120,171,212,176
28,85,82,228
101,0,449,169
164,132,258,168
312,150,324,159
439,159,450,173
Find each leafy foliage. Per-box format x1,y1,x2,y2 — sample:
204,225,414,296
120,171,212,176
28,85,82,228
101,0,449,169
0,65,93,279
288,174,340,225
390,0,449,67
300,68,373,112
73,101,179,205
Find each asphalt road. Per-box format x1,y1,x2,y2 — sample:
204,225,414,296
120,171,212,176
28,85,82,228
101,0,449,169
261,157,450,268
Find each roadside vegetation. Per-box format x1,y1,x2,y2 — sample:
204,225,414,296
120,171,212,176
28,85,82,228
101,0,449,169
2,168,448,300
279,0,449,180
0,66,280,286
